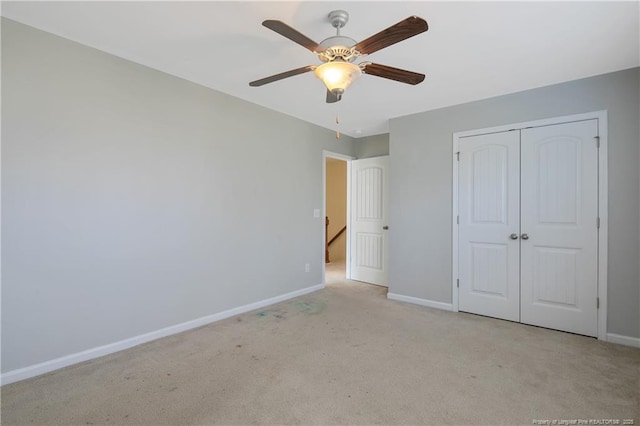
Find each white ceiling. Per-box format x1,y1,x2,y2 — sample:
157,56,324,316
2,1,639,138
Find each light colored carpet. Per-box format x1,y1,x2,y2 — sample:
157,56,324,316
2,265,639,425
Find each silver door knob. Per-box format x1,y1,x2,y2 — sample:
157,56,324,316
521,233,529,240
510,233,518,240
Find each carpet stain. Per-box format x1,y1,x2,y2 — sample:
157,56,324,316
256,309,288,319
291,300,325,315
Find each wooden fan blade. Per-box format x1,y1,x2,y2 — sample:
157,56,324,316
354,16,428,55
326,89,341,103
249,65,315,87
362,63,425,85
263,20,320,52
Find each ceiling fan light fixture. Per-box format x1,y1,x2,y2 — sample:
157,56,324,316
314,61,362,94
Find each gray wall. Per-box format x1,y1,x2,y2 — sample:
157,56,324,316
1,19,355,373
389,68,640,338
354,133,389,159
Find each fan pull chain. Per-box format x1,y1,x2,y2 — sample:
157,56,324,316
335,99,342,139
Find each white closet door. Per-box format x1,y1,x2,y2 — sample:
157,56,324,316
520,120,599,336
458,131,521,321
350,156,389,286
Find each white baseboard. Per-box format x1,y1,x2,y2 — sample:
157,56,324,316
606,333,640,348
387,292,453,312
390,293,640,349
1,283,325,386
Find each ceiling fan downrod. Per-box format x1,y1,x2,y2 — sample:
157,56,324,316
328,10,349,36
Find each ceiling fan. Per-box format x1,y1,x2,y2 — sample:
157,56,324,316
249,10,429,103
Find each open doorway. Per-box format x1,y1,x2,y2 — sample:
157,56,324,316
322,151,353,285
325,156,348,282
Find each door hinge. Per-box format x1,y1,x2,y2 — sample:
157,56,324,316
457,279,459,288
597,297,600,309
596,217,600,229
456,151,460,161
594,136,600,148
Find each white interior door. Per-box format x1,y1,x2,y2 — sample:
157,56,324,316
458,131,521,321
350,156,389,286
520,120,599,337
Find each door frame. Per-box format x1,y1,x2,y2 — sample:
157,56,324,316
322,150,355,286
451,110,608,340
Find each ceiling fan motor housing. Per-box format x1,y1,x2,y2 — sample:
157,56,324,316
318,36,359,62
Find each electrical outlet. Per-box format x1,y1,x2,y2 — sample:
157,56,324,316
305,263,310,273
313,209,320,218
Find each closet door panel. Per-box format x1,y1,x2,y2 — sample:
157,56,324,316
520,120,599,337
458,131,520,321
